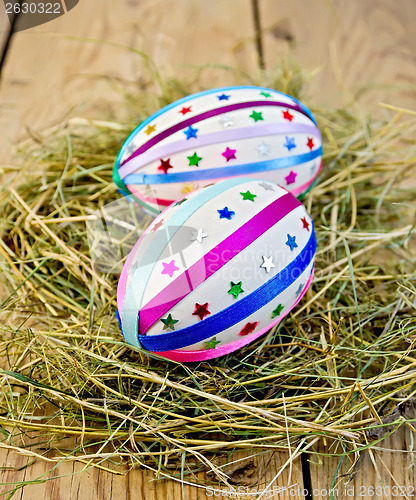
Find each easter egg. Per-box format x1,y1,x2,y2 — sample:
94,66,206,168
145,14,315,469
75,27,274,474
116,177,316,362
113,86,322,214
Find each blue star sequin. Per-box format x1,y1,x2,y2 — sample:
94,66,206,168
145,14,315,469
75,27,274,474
286,234,298,251
217,207,235,220
184,125,198,139
295,283,304,297
217,93,230,101
284,136,296,151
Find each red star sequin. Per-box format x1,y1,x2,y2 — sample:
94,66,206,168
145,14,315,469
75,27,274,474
158,158,173,174
282,109,293,121
179,106,192,115
239,321,259,336
306,137,315,150
150,219,164,232
192,302,211,321
301,217,310,231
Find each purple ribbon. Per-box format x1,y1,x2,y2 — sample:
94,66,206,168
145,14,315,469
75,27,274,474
118,122,320,179
120,100,309,167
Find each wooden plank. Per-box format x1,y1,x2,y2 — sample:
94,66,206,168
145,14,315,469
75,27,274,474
309,410,416,499
0,1,11,57
0,446,307,499
0,0,258,163
259,0,416,111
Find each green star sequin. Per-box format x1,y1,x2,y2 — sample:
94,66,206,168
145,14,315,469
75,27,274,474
160,313,179,330
250,110,264,122
228,281,244,299
260,91,272,98
205,337,221,349
175,198,187,206
187,152,202,167
271,304,284,319
240,190,257,202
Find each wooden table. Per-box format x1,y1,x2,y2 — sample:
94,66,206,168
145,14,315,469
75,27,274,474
0,1,415,498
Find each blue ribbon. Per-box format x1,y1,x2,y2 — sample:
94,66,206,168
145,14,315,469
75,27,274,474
136,228,316,352
123,147,322,186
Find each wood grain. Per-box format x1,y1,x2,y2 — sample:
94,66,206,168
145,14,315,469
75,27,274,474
309,413,416,500
0,447,307,499
0,0,257,162
259,0,416,111
0,1,11,56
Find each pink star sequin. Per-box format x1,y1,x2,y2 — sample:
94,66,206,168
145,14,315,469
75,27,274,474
161,259,179,278
285,170,297,185
222,147,237,162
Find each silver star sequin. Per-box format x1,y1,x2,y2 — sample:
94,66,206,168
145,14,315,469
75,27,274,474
219,115,234,128
191,228,208,243
259,182,275,191
256,141,271,157
260,255,275,273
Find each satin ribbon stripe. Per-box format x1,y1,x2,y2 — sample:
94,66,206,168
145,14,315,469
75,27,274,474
126,159,323,208
119,177,255,348
137,228,316,352
138,192,301,334
118,123,321,179
154,267,315,362
124,147,322,185
120,100,313,167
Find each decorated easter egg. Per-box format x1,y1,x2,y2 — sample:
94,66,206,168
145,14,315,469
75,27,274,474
113,86,322,214
116,177,316,362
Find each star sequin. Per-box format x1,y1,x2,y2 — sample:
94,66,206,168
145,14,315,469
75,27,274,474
250,110,263,122
260,255,275,273
144,124,156,135
259,181,275,191
256,141,271,157
228,281,244,299
205,337,221,349
260,91,272,98
191,228,207,243
217,93,230,101
125,142,136,156
150,219,164,232
158,158,173,174
222,147,237,162
187,152,202,167
181,182,196,194
175,198,187,206
306,137,315,150
285,170,297,185
217,207,235,220
240,190,257,202
160,313,178,330
184,125,198,139
284,136,296,151
239,321,259,336
192,302,211,321
301,217,310,231
296,283,304,297
282,110,294,121
220,115,234,128
271,303,284,318
179,106,192,115
161,259,179,278
286,234,298,251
